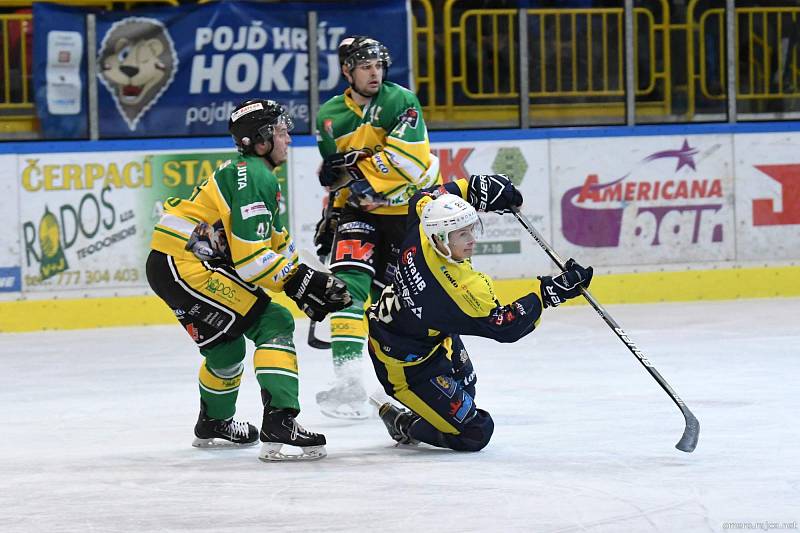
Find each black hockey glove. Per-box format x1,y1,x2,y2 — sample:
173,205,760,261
313,207,341,257
185,221,231,264
538,259,593,308
346,179,388,211
319,150,367,187
467,174,523,213
284,264,352,321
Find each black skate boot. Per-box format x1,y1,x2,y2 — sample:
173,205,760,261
192,401,258,448
258,392,326,461
376,402,420,445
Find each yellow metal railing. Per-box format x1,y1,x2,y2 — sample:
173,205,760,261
438,0,671,125
0,13,35,133
685,2,800,117
412,0,436,116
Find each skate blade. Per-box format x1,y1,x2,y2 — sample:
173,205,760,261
258,442,327,462
192,437,259,449
319,402,371,420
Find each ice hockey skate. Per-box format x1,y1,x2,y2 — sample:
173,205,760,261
258,408,327,462
192,401,259,448
316,376,372,420
371,398,420,445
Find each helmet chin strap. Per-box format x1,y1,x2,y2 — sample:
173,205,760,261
431,234,460,264
262,139,278,168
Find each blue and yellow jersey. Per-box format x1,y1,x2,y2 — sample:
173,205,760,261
316,81,441,215
150,154,298,293
368,179,544,365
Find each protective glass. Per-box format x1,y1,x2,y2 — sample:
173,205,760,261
257,113,295,141
346,45,392,70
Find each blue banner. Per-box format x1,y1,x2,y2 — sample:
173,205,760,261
32,3,89,139
33,0,411,139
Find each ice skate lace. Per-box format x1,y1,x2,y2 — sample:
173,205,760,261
226,420,251,439
289,418,314,440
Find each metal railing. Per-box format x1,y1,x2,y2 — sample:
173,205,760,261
686,2,800,116
0,13,34,134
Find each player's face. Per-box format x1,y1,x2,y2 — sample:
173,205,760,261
346,59,384,96
447,224,478,261
267,124,291,166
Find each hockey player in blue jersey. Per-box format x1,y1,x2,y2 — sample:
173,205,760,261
367,174,593,451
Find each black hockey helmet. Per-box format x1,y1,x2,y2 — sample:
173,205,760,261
228,99,294,155
338,35,392,74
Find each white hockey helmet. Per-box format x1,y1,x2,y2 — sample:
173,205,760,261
421,194,481,261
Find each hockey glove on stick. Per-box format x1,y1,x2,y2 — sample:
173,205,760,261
284,264,352,321
313,207,341,257
185,221,231,264
318,150,367,187
346,179,388,211
538,259,593,308
467,174,523,213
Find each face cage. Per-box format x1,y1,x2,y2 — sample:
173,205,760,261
256,114,295,142
344,46,392,72
434,218,483,262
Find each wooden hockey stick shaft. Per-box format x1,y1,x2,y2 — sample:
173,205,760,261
511,210,699,452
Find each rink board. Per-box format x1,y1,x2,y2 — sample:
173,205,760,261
1,124,799,331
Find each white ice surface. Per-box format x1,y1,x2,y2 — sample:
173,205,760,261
1,298,798,533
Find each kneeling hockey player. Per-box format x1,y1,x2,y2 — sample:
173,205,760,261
368,175,593,451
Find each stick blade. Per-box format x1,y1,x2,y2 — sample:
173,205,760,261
675,409,700,453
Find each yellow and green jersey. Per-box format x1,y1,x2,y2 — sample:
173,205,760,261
150,154,298,293
316,81,441,215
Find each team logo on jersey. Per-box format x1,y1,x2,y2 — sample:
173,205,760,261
335,240,374,262
205,277,236,301
401,246,417,264
451,391,473,422
448,398,463,417
186,323,200,341
97,17,178,131
432,375,457,398
399,107,419,128
240,201,268,220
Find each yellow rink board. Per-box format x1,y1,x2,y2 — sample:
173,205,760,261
1,265,799,333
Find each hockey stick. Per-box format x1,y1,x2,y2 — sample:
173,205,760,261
305,176,362,350
512,210,699,453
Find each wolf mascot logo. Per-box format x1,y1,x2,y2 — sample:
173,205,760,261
97,17,178,131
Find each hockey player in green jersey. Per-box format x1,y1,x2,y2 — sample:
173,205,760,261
312,36,441,419
146,99,351,461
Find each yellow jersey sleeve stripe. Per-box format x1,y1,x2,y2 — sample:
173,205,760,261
234,247,270,267
153,226,189,242
156,213,197,236
385,142,428,173
236,251,284,281
249,256,288,283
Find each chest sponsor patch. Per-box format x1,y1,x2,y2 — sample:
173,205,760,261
241,202,268,220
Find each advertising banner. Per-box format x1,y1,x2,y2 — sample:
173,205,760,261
16,148,290,294
33,0,411,139
734,133,800,261
550,135,735,267
5,128,799,302
0,155,21,296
